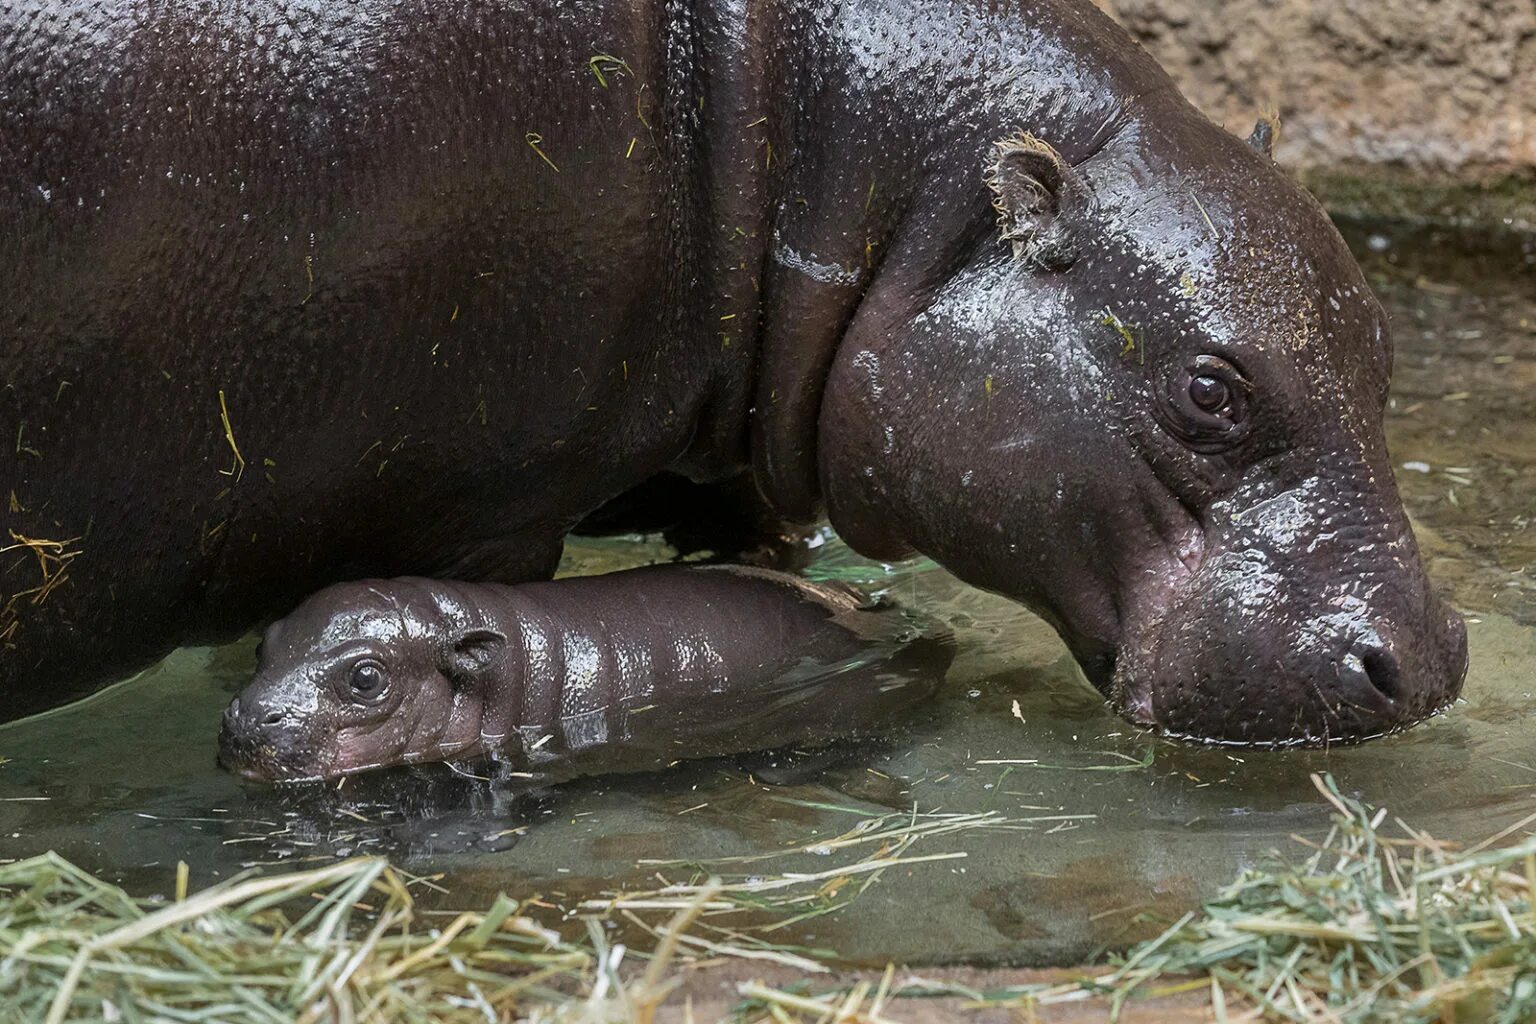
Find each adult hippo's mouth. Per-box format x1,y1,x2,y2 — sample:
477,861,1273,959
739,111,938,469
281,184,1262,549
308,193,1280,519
1106,470,1468,747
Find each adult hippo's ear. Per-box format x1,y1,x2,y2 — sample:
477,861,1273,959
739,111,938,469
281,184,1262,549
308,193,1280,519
443,628,506,687
983,133,1088,270
1247,112,1281,159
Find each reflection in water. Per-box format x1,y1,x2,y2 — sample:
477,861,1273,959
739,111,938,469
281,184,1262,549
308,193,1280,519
1,221,1533,965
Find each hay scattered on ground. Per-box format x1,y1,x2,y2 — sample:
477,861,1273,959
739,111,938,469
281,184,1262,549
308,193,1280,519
1077,773,1536,1023
830,773,1536,1024
0,853,589,1023
2,776,1532,1022
0,806,1024,1022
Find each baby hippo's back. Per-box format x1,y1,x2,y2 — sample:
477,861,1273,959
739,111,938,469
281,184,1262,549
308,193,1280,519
475,566,949,780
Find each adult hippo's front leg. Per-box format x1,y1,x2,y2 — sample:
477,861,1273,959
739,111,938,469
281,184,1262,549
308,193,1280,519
574,472,821,572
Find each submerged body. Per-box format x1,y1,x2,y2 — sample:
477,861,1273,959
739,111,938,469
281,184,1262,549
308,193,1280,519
219,566,949,782
4,0,1465,743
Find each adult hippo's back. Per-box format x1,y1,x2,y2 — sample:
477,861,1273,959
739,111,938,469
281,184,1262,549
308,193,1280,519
2,0,1466,741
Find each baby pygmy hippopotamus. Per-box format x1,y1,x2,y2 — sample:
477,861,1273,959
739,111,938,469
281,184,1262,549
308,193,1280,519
218,565,950,783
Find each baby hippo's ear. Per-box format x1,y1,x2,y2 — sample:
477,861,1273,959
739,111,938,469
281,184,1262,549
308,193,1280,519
983,133,1089,270
444,628,506,687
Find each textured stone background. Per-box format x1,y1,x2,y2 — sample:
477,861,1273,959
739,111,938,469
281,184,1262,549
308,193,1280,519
1091,0,1536,222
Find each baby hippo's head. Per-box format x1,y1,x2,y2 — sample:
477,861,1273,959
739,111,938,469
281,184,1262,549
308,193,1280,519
218,579,505,782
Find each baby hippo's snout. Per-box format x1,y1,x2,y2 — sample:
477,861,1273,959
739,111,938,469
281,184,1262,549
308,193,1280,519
222,696,288,733
217,695,315,780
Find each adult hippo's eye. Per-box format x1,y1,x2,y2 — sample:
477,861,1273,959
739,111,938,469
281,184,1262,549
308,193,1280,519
1189,374,1230,414
348,660,389,703
1160,356,1250,451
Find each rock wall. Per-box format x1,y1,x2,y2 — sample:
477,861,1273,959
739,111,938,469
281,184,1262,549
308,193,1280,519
1091,0,1536,224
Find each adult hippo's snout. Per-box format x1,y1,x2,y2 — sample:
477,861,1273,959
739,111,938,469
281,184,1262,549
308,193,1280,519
1112,467,1468,745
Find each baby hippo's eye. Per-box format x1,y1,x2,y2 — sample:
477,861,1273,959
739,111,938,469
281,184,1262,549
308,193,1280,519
348,659,389,702
1189,374,1231,416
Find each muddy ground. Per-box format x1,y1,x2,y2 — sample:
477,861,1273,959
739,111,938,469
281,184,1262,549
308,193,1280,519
1092,0,1536,224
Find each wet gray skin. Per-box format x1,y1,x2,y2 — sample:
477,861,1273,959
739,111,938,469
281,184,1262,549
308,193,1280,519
3,0,1465,743
819,130,1469,744
218,566,950,783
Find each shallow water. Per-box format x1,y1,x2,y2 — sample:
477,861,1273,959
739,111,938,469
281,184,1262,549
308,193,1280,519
1,220,1533,966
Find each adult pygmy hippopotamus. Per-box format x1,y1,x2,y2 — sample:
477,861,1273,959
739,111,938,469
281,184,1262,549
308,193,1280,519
219,566,948,782
3,0,1466,744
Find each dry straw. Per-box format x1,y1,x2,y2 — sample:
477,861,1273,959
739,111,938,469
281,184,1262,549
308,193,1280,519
0,805,1023,1022
2,777,1533,1022
1076,773,1536,1023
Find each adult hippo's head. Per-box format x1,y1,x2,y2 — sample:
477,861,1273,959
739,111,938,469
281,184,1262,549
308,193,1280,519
809,115,1467,747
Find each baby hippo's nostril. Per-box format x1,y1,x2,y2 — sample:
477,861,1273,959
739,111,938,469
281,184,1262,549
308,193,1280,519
260,708,286,727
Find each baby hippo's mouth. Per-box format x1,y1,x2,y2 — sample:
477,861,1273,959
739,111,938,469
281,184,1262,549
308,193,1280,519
217,697,329,783
217,732,323,782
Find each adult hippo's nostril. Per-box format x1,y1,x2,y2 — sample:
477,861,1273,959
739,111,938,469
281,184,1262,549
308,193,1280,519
260,709,286,727
1351,643,1403,705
